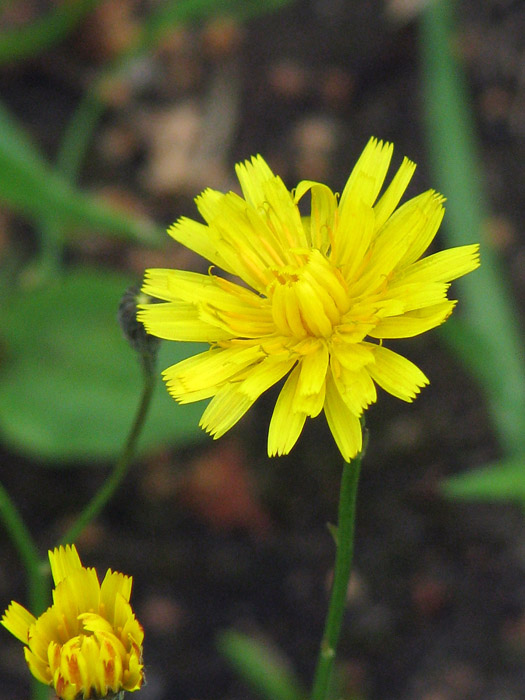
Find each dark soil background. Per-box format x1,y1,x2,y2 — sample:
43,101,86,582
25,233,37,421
1,1,525,699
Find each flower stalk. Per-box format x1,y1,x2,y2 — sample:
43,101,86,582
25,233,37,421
59,356,156,545
60,287,159,546
311,454,362,700
0,484,50,700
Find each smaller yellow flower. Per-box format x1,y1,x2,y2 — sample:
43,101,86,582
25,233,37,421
2,545,144,700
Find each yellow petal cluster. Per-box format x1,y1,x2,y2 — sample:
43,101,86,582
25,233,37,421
2,545,144,700
138,137,480,461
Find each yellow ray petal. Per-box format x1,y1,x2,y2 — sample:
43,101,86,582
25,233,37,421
78,613,113,635
382,281,451,312
268,366,308,456
369,301,456,338
262,176,308,251
294,344,329,417
141,268,217,303
354,191,444,294
332,365,377,416
324,372,363,462
1,601,35,643
167,216,235,276
235,154,276,208
365,344,429,401
52,569,100,634
25,646,51,684
49,545,82,586
212,192,291,264
142,267,270,331
121,610,144,648
339,137,393,211
76,635,98,694
138,302,233,342
199,384,256,439
124,651,144,690
233,159,308,257
200,355,296,440
294,180,337,252
142,268,271,333
29,607,62,657
100,571,132,624
394,243,480,285
333,196,375,276
239,355,297,402
164,344,264,396
373,155,416,231
195,186,228,223
302,249,349,314
330,340,375,373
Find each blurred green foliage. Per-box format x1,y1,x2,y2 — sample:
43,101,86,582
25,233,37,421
0,0,101,65
0,102,163,247
0,0,523,483
0,269,206,462
420,1,525,502
0,0,296,464
218,630,306,700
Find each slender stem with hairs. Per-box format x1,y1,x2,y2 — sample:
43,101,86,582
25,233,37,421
310,454,362,700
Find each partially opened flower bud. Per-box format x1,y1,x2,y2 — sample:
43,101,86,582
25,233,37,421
119,284,160,362
2,545,144,700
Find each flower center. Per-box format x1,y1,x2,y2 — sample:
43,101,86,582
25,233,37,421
268,250,350,338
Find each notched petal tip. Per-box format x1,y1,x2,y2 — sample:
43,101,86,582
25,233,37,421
49,544,83,586
2,601,36,643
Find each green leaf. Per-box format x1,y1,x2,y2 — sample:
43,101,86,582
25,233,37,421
420,1,525,456
442,456,525,503
326,522,338,545
217,630,305,700
439,318,525,462
0,101,163,246
0,0,101,65
0,268,207,463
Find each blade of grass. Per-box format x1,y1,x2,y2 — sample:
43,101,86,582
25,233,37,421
0,101,163,246
0,0,101,65
420,0,525,456
38,0,296,276
217,630,305,700
443,456,525,503
37,0,243,276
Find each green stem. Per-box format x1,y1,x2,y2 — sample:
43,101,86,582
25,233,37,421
0,509,50,700
310,455,362,700
0,0,101,65
0,483,50,700
34,93,105,283
0,482,47,613
31,676,50,700
59,353,156,546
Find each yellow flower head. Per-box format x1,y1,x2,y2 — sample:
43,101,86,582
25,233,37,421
138,137,480,461
2,545,144,700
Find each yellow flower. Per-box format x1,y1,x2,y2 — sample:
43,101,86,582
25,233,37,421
2,545,144,700
138,137,480,461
